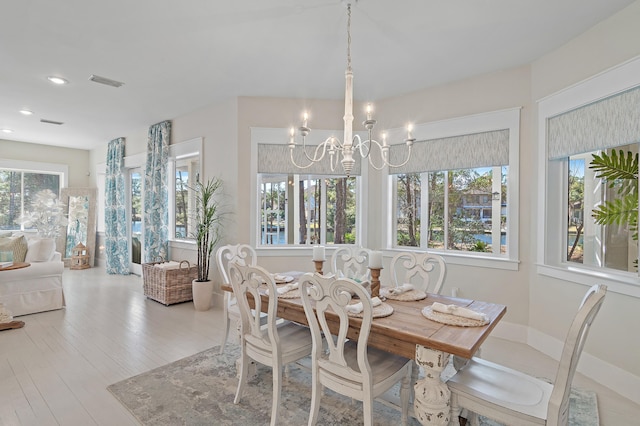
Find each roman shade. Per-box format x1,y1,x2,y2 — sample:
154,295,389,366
388,129,510,174
547,85,640,159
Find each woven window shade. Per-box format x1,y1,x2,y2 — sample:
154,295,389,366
258,143,362,176
388,129,509,174
547,85,640,159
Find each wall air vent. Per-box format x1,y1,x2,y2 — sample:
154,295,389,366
40,119,64,125
89,74,124,88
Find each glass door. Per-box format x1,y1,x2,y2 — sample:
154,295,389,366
129,168,143,275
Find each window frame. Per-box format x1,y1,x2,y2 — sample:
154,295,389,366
251,127,368,257
168,137,202,243
537,56,640,297
383,108,521,271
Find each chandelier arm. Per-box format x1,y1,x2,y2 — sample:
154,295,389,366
289,148,322,169
353,134,371,159
299,136,329,163
363,138,389,170
382,144,414,168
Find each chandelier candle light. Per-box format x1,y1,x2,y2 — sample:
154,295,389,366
288,1,414,177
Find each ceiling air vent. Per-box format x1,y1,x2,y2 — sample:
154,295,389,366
40,119,64,125
89,74,124,88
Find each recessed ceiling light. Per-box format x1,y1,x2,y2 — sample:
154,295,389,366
1,128,14,133
19,109,34,115
47,76,68,85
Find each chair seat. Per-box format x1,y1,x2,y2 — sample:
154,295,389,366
246,322,312,366
447,357,552,423
341,341,411,385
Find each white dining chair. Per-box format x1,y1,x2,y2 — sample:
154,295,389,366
447,284,607,426
388,251,448,391
229,263,313,426
389,251,447,294
299,273,412,426
215,244,257,354
330,246,372,282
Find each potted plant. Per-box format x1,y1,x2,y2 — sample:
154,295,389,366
191,176,223,311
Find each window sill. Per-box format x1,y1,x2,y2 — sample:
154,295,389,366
537,264,640,298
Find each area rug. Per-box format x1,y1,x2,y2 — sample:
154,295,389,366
107,345,599,426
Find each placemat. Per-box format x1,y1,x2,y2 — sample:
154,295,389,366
380,288,427,301
422,306,489,327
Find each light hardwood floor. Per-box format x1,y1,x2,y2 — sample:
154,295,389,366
1,267,638,425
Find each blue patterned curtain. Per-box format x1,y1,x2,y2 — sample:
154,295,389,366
105,137,129,274
143,120,171,263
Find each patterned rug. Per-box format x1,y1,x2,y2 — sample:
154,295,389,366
107,345,599,426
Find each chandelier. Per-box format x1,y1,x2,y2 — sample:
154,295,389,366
288,2,414,177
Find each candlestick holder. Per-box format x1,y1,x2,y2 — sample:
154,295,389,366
313,260,324,275
368,267,382,297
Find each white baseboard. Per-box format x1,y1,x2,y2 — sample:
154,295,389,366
491,321,640,405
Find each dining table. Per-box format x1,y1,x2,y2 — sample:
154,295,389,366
221,272,506,426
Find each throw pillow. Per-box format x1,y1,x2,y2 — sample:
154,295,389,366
0,235,29,263
25,238,56,262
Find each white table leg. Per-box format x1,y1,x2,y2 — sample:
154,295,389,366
413,345,451,426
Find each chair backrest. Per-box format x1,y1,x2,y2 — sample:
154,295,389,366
389,251,446,294
330,246,372,282
216,244,257,285
228,263,281,355
299,273,375,386
547,284,607,425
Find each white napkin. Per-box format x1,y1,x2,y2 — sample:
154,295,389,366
387,283,415,295
154,261,181,270
272,274,293,283
276,282,299,295
345,296,382,314
431,302,488,322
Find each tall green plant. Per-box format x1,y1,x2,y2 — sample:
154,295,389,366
590,149,638,241
192,177,223,282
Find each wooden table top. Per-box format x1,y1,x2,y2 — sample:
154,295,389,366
222,281,506,360
0,262,30,271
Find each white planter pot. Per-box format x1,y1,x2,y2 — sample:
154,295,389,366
192,279,213,311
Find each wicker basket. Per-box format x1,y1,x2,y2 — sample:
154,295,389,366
142,260,198,305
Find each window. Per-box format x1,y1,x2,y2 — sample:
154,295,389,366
252,128,364,248
168,138,201,241
394,166,507,254
259,173,358,245
0,160,67,231
538,56,640,294
386,108,520,265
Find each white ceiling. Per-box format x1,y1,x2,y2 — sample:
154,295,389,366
1,0,635,151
